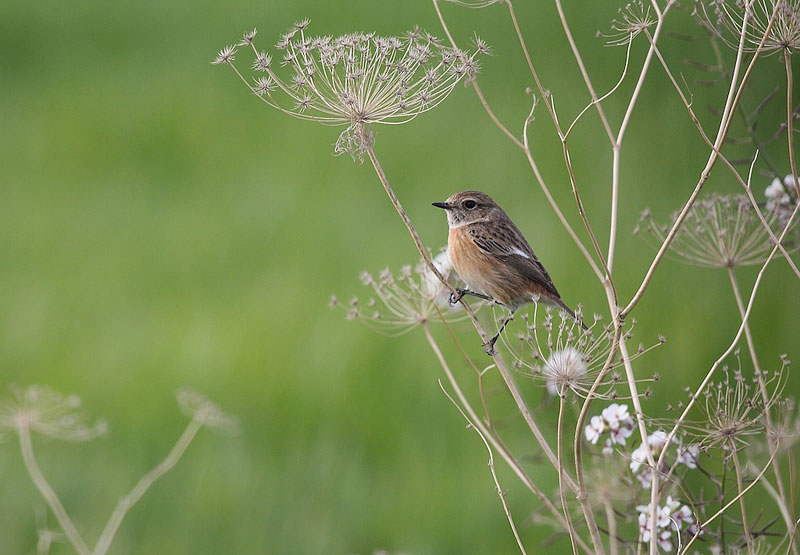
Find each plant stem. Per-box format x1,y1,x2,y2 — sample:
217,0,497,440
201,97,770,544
93,416,203,555
604,500,619,555
438,380,528,554
730,442,754,553
557,388,580,555
727,266,798,554
18,427,91,555
786,50,799,198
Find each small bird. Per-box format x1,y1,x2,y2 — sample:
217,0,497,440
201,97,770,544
433,190,584,354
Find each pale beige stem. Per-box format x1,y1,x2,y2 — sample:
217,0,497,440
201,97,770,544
94,416,204,555
645,33,800,279
604,500,619,555
422,322,588,548
18,428,91,555
785,51,799,198
730,442,754,553
681,447,778,554
557,388,580,555
438,380,528,554
728,266,798,553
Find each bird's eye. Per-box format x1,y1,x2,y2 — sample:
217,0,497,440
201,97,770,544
464,200,477,210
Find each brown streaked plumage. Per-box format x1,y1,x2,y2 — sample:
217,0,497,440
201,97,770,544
433,190,584,353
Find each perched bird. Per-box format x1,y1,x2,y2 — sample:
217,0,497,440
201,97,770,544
433,190,584,354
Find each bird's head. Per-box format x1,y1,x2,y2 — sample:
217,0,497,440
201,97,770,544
432,190,501,228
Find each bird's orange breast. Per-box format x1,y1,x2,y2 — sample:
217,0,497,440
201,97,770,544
448,226,511,303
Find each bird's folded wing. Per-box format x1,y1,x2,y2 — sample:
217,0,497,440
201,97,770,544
469,230,561,299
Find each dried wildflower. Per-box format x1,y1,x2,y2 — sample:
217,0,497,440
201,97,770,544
176,388,239,434
701,0,800,54
214,20,483,159
335,251,474,335
605,0,657,46
680,354,786,452
635,192,799,268
766,396,800,452
501,306,661,398
0,385,107,442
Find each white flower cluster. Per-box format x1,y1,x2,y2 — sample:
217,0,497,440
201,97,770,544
630,431,699,486
765,174,799,211
637,497,695,552
584,403,635,454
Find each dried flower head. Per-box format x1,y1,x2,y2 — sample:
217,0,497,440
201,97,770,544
605,0,657,46
214,21,483,159
500,306,662,398
335,251,474,335
0,385,107,441
176,388,239,435
701,0,800,54
766,395,800,452
680,353,786,452
635,193,799,268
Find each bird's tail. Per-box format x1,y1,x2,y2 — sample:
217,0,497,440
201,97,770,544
550,296,588,331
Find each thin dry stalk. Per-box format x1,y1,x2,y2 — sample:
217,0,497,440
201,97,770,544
729,442,754,553
680,446,779,554
18,429,90,555
728,266,798,552
623,1,780,318
557,388,580,555
644,32,800,278
438,380,528,554
422,322,579,538
93,415,204,555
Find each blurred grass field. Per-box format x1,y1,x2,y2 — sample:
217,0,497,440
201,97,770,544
1,0,798,552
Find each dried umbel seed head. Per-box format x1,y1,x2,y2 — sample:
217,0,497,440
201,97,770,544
176,388,239,435
214,20,484,160
700,0,800,54
0,385,108,442
334,251,475,335
635,192,799,269
502,305,662,399
605,0,657,46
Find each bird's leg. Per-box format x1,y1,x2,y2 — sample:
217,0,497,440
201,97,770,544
483,309,516,355
449,288,494,305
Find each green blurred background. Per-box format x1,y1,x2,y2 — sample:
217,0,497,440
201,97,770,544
1,0,798,552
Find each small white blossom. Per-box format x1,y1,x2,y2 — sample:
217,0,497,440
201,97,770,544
602,403,630,430
584,415,605,444
675,444,699,469
610,422,634,446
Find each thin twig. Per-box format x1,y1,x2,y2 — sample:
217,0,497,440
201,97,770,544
93,415,204,555
438,380,528,554
557,388,580,555
18,428,91,555
730,442,754,553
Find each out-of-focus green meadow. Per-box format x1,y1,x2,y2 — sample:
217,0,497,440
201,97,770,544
1,0,798,552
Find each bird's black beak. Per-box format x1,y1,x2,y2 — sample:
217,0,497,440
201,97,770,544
432,202,451,210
